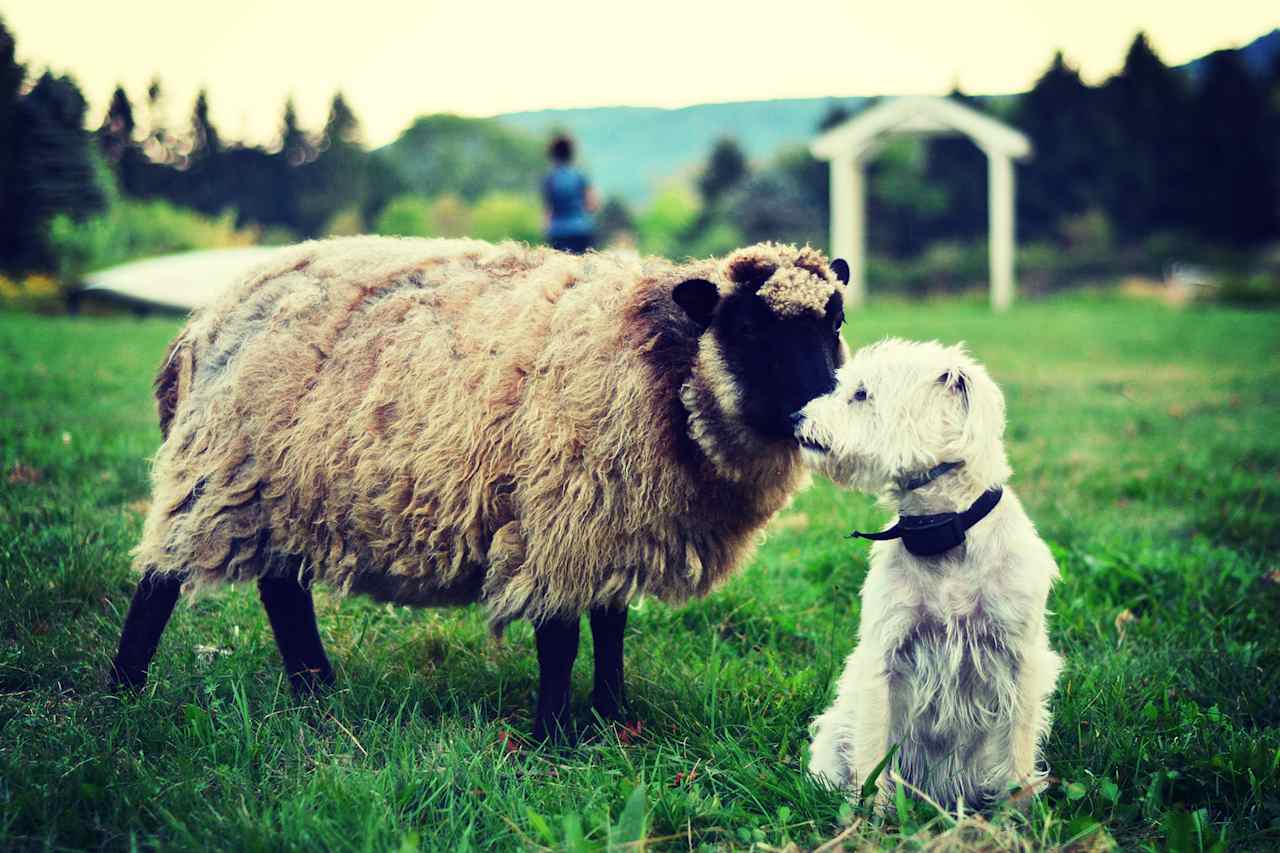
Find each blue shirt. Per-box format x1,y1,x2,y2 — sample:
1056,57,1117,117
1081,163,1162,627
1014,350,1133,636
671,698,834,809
542,166,594,238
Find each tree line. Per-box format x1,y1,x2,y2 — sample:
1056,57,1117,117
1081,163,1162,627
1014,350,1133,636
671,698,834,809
675,33,1280,271
0,16,413,276
2,14,1278,283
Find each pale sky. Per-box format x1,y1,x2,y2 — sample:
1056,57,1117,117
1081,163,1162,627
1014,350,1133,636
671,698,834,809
5,0,1278,147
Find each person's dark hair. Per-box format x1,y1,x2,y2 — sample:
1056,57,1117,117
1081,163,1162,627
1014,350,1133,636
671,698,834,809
548,134,574,164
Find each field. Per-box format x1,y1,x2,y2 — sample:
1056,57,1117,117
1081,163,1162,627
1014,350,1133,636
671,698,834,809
1,296,1278,851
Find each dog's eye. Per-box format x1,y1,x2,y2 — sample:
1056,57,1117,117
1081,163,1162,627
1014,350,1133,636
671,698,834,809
852,387,868,402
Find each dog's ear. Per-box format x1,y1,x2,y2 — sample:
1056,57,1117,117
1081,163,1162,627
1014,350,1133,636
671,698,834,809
939,350,1011,485
937,369,969,409
672,278,719,329
831,258,851,285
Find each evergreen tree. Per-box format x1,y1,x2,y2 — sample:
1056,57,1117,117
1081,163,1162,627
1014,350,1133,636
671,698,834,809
1264,51,1280,236
291,92,368,235
279,98,315,167
96,85,153,197
321,91,359,148
360,151,406,228
142,77,170,163
1016,52,1109,240
189,89,221,161
729,167,825,249
10,72,106,270
0,17,26,269
220,144,291,229
1100,33,1195,239
698,137,749,206
134,76,181,199
97,86,135,163
184,89,224,214
1188,50,1278,245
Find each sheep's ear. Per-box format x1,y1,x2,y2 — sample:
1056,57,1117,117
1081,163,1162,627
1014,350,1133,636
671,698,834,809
831,258,851,285
672,278,719,329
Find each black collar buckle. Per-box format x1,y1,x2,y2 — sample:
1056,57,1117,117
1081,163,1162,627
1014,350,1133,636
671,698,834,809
898,512,966,556
848,487,1003,558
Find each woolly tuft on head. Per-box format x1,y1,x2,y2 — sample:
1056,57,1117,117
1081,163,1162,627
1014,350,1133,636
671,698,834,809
758,267,834,318
723,242,844,319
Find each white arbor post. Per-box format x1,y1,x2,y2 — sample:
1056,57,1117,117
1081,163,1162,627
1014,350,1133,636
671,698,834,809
988,151,1015,312
828,154,865,308
813,97,1030,311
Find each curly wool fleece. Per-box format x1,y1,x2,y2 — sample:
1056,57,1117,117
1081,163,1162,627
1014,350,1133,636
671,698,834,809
134,237,839,633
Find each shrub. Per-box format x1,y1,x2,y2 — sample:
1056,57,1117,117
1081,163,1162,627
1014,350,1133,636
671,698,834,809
46,199,256,284
428,195,471,238
323,207,366,237
374,195,433,237
1215,271,1280,306
373,194,473,239
0,274,63,311
635,185,699,258
470,193,540,244
683,221,743,259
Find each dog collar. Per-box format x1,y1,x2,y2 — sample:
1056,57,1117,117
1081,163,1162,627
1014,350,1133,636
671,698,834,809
848,487,1003,557
899,460,965,491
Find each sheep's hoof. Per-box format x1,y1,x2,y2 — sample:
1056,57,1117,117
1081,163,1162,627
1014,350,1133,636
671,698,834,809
106,662,147,692
287,664,335,698
590,693,627,724
531,717,577,746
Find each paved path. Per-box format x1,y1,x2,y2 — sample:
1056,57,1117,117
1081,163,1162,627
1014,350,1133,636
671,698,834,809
82,247,282,312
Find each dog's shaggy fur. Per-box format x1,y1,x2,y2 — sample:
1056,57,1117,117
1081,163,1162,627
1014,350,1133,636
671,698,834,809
794,339,1061,808
135,236,845,633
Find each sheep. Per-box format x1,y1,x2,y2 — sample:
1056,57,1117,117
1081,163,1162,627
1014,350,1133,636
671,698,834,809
109,236,850,740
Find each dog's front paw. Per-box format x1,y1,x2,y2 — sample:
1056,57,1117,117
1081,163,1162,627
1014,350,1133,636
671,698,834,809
808,739,855,790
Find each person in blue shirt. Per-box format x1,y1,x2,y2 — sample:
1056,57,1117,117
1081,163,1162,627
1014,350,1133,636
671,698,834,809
542,134,598,254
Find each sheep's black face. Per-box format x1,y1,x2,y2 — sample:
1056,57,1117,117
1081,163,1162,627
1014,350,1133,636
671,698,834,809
716,287,845,440
672,258,849,444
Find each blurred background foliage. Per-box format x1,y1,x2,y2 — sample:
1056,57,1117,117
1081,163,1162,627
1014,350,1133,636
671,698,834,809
1,15,1278,306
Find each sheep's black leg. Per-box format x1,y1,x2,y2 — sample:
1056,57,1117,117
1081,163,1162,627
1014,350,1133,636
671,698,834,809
109,570,183,689
532,614,580,742
258,573,334,695
589,605,628,721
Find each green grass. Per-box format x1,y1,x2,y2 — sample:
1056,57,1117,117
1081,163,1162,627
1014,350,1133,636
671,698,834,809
1,296,1278,851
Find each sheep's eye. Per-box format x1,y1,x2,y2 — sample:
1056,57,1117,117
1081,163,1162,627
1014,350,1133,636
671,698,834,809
852,387,868,402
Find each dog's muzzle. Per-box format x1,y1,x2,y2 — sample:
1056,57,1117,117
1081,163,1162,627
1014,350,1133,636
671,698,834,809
791,413,830,455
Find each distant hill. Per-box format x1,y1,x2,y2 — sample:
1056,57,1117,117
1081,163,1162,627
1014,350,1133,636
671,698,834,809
379,29,1278,209
1179,28,1279,79
378,114,544,202
496,98,863,205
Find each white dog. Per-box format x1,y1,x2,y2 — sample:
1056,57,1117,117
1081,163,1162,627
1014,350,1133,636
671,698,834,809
794,338,1061,809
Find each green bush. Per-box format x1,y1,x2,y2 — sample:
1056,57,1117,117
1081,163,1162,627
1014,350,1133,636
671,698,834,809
322,207,366,237
427,195,471,238
470,193,540,244
373,194,433,237
374,194,476,239
0,273,62,311
46,198,255,284
636,185,700,258
683,221,743,259
1216,271,1280,306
